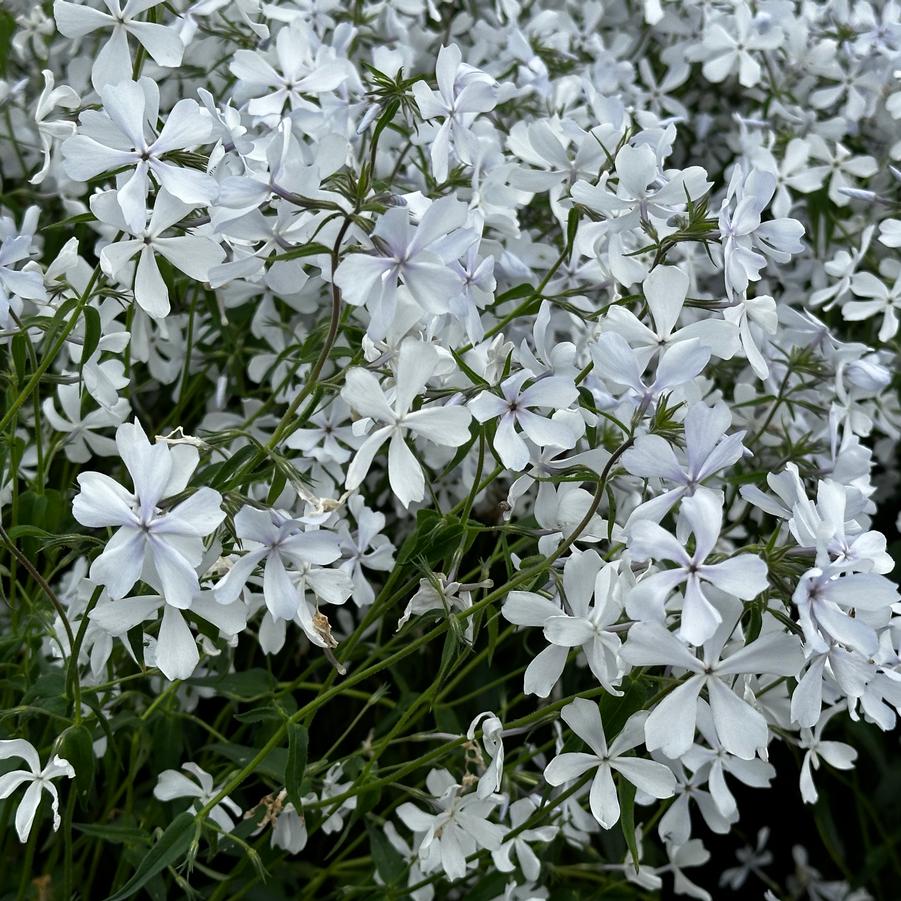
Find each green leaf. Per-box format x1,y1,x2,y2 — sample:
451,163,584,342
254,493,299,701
5,525,53,541
486,610,499,666
449,347,489,388
566,205,580,250
466,871,508,901
355,781,382,816
367,823,405,885
745,602,763,644
285,722,309,811
208,742,287,782
188,668,276,700
10,333,27,380
104,811,196,901
74,821,150,846
0,11,14,77
266,468,288,506
269,241,332,262
618,778,640,873
493,283,533,306
395,511,464,567
233,706,283,724
125,624,145,669
23,671,67,707
439,627,461,672
600,676,648,739
59,724,96,798
202,445,259,491
42,212,97,231
15,491,66,560
81,306,103,370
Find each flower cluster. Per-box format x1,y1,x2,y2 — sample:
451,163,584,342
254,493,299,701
0,0,899,897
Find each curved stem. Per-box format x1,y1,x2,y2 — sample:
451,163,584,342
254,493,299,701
0,265,103,435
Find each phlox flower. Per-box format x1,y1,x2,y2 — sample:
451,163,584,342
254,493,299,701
397,768,505,881
412,44,501,183
91,189,224,318
469,372,579,471
214,504,347,636
340,340,472,507
54,0,184,91
621,616,803,760
0,740,74,843
628,491,768,646
72,420,225,608
544,699,676,829
62,78,216,233
154,762,241,833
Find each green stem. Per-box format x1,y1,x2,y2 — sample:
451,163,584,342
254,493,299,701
0,266,103,435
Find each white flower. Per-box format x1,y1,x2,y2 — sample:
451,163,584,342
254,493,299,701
792,564,898,657
697,3,783,88
337,496,395,607
54,0,184,91
467,712,505,799
492,797,557,882
397,573,479,641
470,372,579,471
0,217,47,329
628,491,768,646
0,740,74,843
810,226,875,310
719,828,773,890
604,265,738,362
229,18,348,120
285,398,358,466
92,188,224,318
844,259,901,343
89,582,247,681
411,44,500,183
788,478,893,574
543,699,676,829
664,839,712,901
572,143,710,235
590,332,711,412
682,702,776,821
62,78,215,233
509,118,607,198
381,821,433,901
447,226,496,342
805,137,878,208
42,384,128,463
341,340,472,508
622,402,747,525
72,420,225,608
334,197,470,339
271,802,308,855
750,138,821,219
29,69,79,185
154,762,241,833
318,764,358,834
722,293,778,379
657,758,737,845
879,219,901,248
214,504,345,636
397,768,505,881
798,706,857,804
503,552,626,698
718,167,804,300
621,618,803,760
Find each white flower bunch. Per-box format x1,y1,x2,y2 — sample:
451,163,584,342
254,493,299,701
0,0,899,897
